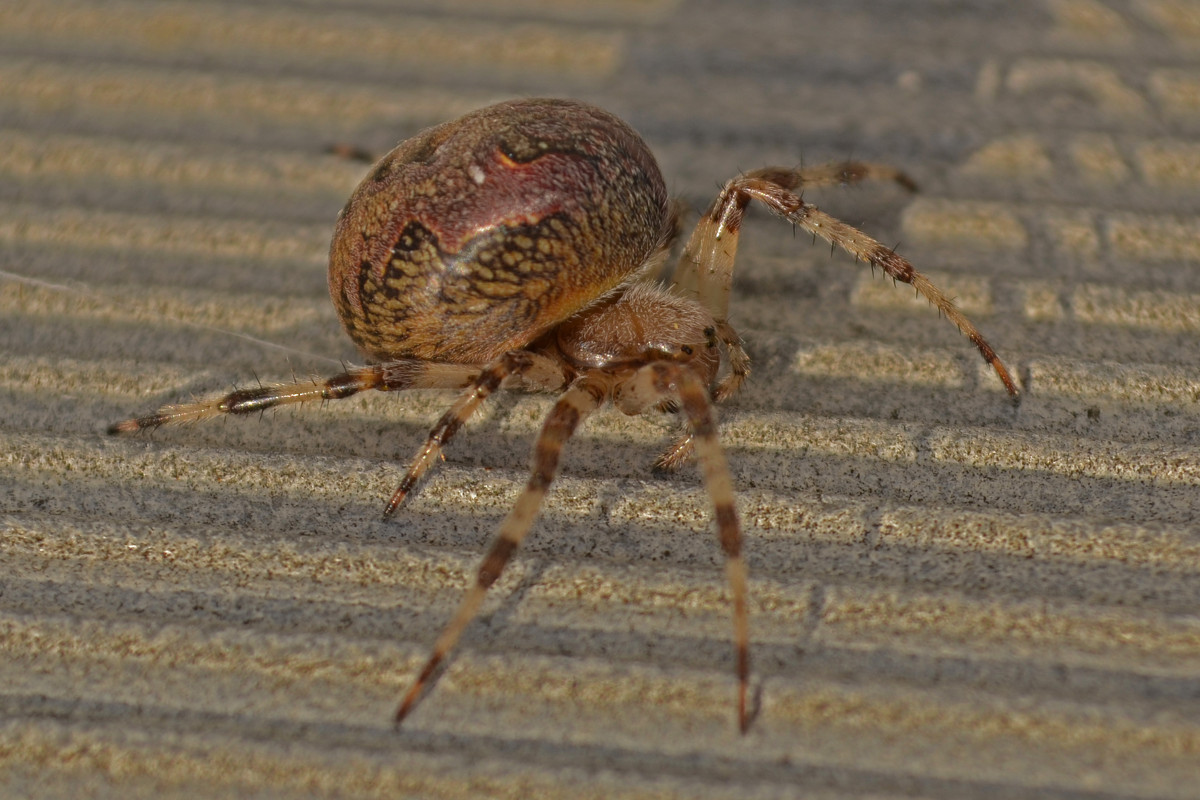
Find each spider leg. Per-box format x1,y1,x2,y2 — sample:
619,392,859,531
108,365,388,433
673,169,1020,399
668,161,915,303
740,177,1019,398
393,372,609,726
653,433,694,473
383,350,570,516
638,361,750,733
711,320,750,403
653,319,748,472
107,361,486,434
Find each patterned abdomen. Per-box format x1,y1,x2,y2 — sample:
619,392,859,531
327,98,671,364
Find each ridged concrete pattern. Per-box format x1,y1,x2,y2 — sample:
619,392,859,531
3,1,1199,797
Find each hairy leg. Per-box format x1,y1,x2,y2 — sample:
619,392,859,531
674,168,1020,399
669,161,915,305
107,361,482,434
632,361,751,732
653,319,749,472
383,350,566,516
392,372,610,725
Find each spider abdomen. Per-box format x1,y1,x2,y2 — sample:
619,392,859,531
328,98,672,365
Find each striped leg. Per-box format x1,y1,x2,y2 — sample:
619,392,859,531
383,351,552,516
748,178,1019,398
670,161,915,307
674,168,1021,400
654,320,749,472
107,361,488,434
640,361,751,732
107,365,392,433
393,373,610,726
711,320,751,403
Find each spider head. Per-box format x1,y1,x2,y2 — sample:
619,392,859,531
554,283,722,412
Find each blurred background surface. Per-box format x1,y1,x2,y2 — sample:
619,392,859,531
3,1,1199,797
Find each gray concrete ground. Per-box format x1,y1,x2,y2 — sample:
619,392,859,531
2,1,1199,797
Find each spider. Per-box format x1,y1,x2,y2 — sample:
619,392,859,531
110,98,1020,733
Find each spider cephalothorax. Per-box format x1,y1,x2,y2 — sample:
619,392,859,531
111,98,1019,733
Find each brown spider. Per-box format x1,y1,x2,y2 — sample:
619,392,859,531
110,98,1020,733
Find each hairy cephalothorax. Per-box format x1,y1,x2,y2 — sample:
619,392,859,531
111,98,1020,733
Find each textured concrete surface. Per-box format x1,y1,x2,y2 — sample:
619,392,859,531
3,1,1200,797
